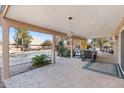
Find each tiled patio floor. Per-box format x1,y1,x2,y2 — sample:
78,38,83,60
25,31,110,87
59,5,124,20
4,57,124,88
0,81,6,88
96,51,117,63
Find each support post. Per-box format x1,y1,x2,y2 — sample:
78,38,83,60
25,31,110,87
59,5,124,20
52,33,56,64
113,36,118,62
2,19,9,80
70,38,73,58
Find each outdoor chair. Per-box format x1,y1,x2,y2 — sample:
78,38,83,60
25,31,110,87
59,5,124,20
74,48,82,58
81,50,96,62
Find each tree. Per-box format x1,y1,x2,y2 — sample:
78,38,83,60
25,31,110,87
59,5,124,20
42,40,52,46
56,40,65,57
80,41,88,49
91,38,108,51
41,40,52,50
14,28,33,51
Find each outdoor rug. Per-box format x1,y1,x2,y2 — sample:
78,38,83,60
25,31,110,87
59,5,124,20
82,62,124,79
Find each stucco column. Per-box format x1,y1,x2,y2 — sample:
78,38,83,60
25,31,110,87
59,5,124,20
70,38,73,58
52,33,56,64
2,20,9,80
113,36,119,63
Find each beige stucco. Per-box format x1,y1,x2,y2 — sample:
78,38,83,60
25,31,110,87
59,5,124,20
113,18,124,74
1,18,9,80
52,33,56,64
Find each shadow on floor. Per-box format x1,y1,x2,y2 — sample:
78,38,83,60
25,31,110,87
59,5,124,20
82,62,124,79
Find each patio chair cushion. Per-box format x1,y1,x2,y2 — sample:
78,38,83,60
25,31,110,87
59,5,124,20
82,50,96,62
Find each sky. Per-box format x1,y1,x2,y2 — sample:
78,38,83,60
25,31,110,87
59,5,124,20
0,25,52,45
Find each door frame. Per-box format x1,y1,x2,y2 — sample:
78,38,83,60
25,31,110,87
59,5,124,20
119,30,124,74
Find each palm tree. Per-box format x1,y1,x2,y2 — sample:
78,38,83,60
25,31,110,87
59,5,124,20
14,28,33,51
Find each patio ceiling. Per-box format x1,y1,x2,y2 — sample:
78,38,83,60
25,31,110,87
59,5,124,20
5,5,124,38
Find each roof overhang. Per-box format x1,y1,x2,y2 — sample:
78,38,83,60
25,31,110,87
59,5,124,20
3,5,124,39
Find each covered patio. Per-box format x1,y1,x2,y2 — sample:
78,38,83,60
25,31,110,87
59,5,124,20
4,56,124,88
0,5,124,88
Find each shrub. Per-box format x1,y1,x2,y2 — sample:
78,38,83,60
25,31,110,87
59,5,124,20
57,40,65,57
32,54,49,67
63,48,70,57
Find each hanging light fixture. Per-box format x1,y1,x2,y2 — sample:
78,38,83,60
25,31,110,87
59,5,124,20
67,17,73,38
113,36,118,43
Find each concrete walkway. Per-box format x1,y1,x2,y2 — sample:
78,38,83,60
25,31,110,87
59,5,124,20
4,57,124,88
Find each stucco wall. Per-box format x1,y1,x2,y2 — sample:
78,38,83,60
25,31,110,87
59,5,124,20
115,30,124,74
113,36,119,64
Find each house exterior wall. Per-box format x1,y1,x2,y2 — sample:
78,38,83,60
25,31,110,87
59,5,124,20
113,36,119,64
115,29,124,74
120,30,124,71
119,31,124,74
